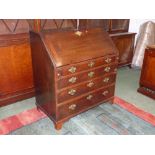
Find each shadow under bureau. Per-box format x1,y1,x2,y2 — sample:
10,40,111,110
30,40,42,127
30,28,118,130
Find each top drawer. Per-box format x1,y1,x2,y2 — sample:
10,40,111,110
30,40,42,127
56,55,118,77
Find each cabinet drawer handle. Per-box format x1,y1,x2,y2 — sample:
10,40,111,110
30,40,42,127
86,95,93,100
69,104,77,110
87,82,94,87
88,71,95,78
68,77,77,83
68,66,76,73
104,67,111,72
68,89,76,95
105,58,112,63
88,61,95,67
102,90,109,96
103,77,110,83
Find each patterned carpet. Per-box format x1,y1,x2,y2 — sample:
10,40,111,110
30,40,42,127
0,96,154,135
9,102,155,135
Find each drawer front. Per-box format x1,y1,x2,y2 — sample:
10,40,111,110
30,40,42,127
57,63,117,89
57,55,117,78
57,73,116,103
57,85,115,120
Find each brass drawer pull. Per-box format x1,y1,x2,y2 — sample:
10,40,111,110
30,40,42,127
103,77,110,83
88,61,95,67
102,90,109,96
68,66,76,73
104,67,111,72
69,104,76,110
87,82,94,87
105,58,112,63
88,71,95,78
86,95,93,100
68,89,76,95
68,77,77,83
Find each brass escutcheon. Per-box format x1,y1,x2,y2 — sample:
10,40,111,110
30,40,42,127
105,58,112,63
88,71,95,78
69,104,76,110
87,82,94,87
103,77,110,83
68,77,77,83
86,95,93,100
68,89,76,95
102,90,109,96
104,67,111,72
68,66,76,73
88,61,95,67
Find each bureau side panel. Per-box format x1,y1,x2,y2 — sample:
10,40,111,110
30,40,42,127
30,32,56,120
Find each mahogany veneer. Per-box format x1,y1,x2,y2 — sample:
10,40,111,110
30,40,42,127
138,46,155,99
30,28,118,130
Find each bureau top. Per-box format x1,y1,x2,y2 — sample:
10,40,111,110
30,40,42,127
40,28,118,67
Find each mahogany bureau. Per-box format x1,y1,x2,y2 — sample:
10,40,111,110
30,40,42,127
30,28,119,130
138,45,155,100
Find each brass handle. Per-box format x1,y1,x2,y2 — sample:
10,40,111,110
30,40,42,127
86,95,93,100
105,58,112,63
103,77,109,83
68,66,76,73
87,82,94,88
68,89,76,95
69,104,76,110
88,71,95,78
68,77,77,83
88,61,95,67
104,67,111,72
102,90,109,96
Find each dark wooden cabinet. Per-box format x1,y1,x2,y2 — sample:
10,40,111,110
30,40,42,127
138,46,155,99
110,33,136,67
30,28,118,129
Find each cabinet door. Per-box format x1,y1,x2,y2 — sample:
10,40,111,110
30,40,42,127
0,43,34,98
111,34,135,66
140,50,155,90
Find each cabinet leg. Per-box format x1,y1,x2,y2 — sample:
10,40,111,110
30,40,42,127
54,122,63,130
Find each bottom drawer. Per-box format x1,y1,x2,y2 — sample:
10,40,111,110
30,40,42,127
57,84,115,120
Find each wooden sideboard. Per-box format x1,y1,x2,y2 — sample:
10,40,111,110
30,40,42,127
30,29,118,129
110,33,136,67
138,46,155,99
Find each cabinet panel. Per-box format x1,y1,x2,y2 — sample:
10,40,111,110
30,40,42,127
138,47,155,99
140,49,155,89
0,38,34,106
110,33,136,67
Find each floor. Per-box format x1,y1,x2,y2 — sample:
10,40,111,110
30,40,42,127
116,67,155,115
0,67,155,134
